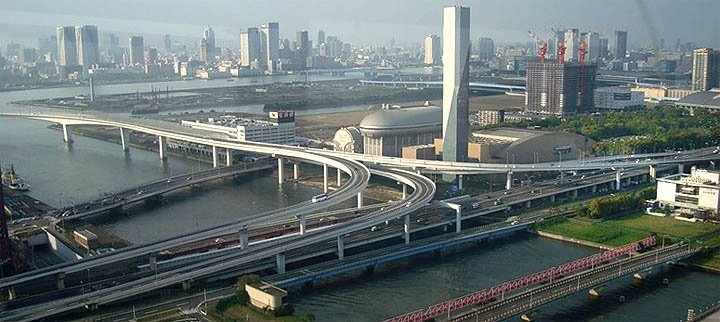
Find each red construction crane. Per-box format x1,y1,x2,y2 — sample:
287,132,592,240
578,40,588,113
528,31,548,63
557,40,566,63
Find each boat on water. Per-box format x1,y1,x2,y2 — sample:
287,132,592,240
1,164,30,191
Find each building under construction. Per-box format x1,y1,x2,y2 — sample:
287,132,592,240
525,61,597,115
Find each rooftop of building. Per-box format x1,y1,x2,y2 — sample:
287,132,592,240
472,127,550,142
595,86,636,93
403,144,436,150
659,168,720,187
359,105,441,130
676,89,720,107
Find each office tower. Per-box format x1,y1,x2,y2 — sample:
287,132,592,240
442,6,470,164
564,28,579,62
200,38,209,63
691,48,720,91
129,36,144,65
584,32,601,61
478,37,494,60
317,30,325,48
525,61,597,115
296,30,310,68
203,26,215,59
56,26,77,66
146,47,158,64
75,25,99,70
261,22,279,70
599,38,609,59
323,36,342,57
240,27,261,67
164,34,172,53
424,34,441,65
613,30,627,60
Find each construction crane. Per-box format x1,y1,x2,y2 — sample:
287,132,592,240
557,40,567,63
578,40,588,113
528,31,548,63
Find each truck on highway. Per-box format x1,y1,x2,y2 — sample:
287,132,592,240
311,193,328,203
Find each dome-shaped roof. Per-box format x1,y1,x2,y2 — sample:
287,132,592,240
359,106,442,130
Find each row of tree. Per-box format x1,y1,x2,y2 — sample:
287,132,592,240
579,187,656,219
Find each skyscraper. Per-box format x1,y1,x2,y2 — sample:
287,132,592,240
129,36,144,65
260,22,279,71
584,32,601,61
240,27,261,67
164,34,172,53
564,28,579,62
56,26,77,67
203,26,215,59
525,61,597,115
691,48,720,91
424,34,441,65
75,25,99,70
478,37,494,60
599,38,609,59
296,30,310,68
200,38,209,63
442,6,470,164
317,30,325,48
613,30,627,60
146,47,158,64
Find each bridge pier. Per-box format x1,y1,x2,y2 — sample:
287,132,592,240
62,124,73,143
678,163,685,174
56,272,66,290
277,158,285,184
402,184,407,199
550,194,556,203
276,253,286,274
455,206,462,233
337,235,344,260
649,165,657,181
239,228,249,250
357,192,364,208
506,171,513,190
212,146,219,168
120,128,130,152
149,254,157,272
6,286,15,300
298,214,306,235
182,280,192,291
225,149,232,166
157,136,167,160
591,185,598,193
293,162,300,180
615,171,622,190
404,215,410,244
526,200,532,209
572,189,578,198
323,164,329,193
458,174,464,190
336,168,342,186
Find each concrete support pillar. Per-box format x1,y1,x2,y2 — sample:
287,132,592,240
277,158,284,184
323,164,329,193
120,128,130,152
62,124,73,143
506,171,513,190
404,215,411,244
649,165,657,181
225,149,232,166
298,215,306,235
158,136,167,160
182,280,192,291
239,228,249,250
357,192,363,208
678,163,685,174
550,195,556,203
293,162,300,180
525,200,532,209
56,272,66,290
336,168,342,187
560,171,565,184
458,175,464,190
337,235,344,260
402,184,408,199
149,254,157,272
572,190,578,198
591,185,598,193
615,171,622,191
276,253,286,274
7,286,15,301
212,146,219,168
455,207,462,233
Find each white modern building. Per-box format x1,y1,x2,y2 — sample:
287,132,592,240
181,111,295,145
442,6,470,164
656,168,720,217
261,22,280,72
594,87,645,111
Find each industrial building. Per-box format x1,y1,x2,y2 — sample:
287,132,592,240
594,87,644,111
181,111,295,144
656,168,720,217
674,89,720,112
525,61,597,115
474,110,505,126
356,105,442,157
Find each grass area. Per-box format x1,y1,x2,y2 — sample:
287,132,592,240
209,303,312,322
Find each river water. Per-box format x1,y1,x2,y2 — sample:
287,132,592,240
1,76,718,321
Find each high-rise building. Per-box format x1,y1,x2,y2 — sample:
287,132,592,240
164,34,172,53
56,26,77,67
525,61,597,115
240,27,261,67
478,37,494,60
584,32,601,61
75,25,99,70
599,38,609,59
442,6,470,164
564,28,579,62
323,36,342,57
203,26,215,59
260,22,279,71
129,36,144,65
424,34,441,65
200,38,209,63
146,47,158,64
296,30,310,68
691,48,720,91
613,30,627,60
317,30,325,48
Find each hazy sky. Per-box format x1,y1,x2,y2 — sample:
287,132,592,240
1,0,719,48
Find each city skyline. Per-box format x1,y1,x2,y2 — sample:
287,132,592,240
0,0,719,49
